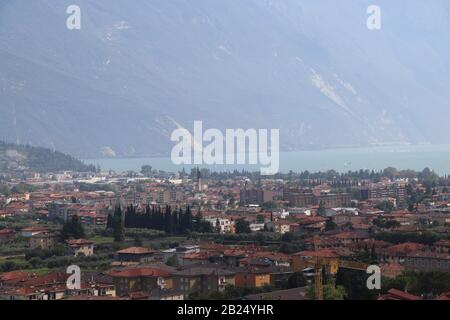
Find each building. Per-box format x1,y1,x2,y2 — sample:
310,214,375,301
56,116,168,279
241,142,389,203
21,227,50,238
109,267,174,297
147,190,184,204
361,183,407,203
292,249,340,274
235,269,271,288
377,288,422,300
434,240,450,254
240,188,275,205
204,216,232,234
116,247,155,263
174,266,235,297
284,189,315,207
0,229,16,243
404,252,450,272
0,271,115,300
378,243,428,264
66,239,94,257
30,233,57,250
284,188,351,208
315,193,351,208
244,287,307,300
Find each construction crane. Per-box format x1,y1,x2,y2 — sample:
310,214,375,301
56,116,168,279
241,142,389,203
302,257,368,300
296,253,369,300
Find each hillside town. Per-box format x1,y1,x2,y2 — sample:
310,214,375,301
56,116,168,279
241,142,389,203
0,165,449,300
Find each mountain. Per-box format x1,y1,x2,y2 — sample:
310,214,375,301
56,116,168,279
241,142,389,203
0,141,95,173
1,0,450,158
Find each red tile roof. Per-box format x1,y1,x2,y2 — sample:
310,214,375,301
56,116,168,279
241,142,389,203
66,239,94,246
109,267,172,278
0,270,31,283
377,289,422,300
293,249,339,258
116,247,154,255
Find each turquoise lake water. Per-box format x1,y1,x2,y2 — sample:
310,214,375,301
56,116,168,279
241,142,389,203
84,144,450,175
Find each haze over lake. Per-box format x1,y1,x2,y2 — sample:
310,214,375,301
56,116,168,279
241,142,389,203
85,144,450,175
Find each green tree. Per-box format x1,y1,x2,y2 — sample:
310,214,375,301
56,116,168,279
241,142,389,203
286,272,307,289
165,255,180,267
325,219,337,231
0,183,10,196
306,279,346,300
140,165,153,177
60,215,85,240
317,202,326,216
235,220,251,234
113,205,125,242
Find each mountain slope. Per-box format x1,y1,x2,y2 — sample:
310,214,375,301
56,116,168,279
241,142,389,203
0,141,95,173
1,0,450,157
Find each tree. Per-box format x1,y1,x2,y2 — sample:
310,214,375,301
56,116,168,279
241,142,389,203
193,211,213,233
281,232,294,243
317,202,326,216
375,200,395,213
140,165,153,177
336,269,378,300
0,183,10,196
215,218,222,234
106,213,114,230
306,279,346,300
113,205,125,242
60,215,85,240
256,214,265,224
165,255,180,267
325,219,337,231
286,272,307,289
134,235,143,247
235,220,251,234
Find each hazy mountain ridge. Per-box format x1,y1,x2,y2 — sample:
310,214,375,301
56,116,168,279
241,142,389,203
0,141,94,173
1,0,450,157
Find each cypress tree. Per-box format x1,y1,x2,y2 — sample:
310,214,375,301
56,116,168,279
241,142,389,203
113,205,125,242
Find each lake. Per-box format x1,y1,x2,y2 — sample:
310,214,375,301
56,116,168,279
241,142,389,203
84,144,450,175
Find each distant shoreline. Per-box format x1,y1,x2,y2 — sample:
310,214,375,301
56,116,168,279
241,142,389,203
82,144,450,175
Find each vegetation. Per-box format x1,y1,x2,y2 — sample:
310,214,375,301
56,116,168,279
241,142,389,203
112,205,125,242
382,271,450,297
0,141,96,173
373,217,401,229
235,220,251,234
77,183,115,192
189,284,275,300
286,272,308,289
60,215,85,240
336,269,379,300
124,205,193,235
374,231,444,245
306,279,347,300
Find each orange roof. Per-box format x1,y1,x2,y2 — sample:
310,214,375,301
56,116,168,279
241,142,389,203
117,247,154,255
383,242,428,256
183,252,211,260
0,229,16,235
22,227,49,232
66,239,94,246
0,270,31,282
378,288,422,301
435,239,450,247
109,268,171,278
293,249,339,258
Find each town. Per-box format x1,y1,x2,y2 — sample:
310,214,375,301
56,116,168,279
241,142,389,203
0,163,449,301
